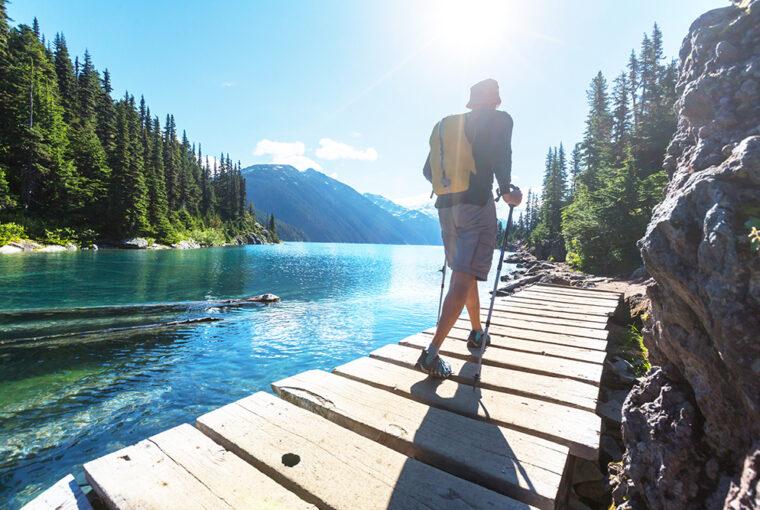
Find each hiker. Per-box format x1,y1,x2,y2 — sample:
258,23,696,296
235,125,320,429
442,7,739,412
418,78,522,378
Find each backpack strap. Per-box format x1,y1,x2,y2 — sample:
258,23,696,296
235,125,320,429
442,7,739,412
438,118,451,192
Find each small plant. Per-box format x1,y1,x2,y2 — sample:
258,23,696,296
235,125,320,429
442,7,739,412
621,324,651,376
747,218,760,253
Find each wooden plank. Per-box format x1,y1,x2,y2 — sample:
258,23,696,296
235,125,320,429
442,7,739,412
21,474,93,510
496,296,614,316
448,321,608,352
196,392,532,510
272,370,567,510
514,290,620,309
522,288,621,305
490,302,610,325
467,314,609,340
484,308,610,329
535,283,621,296
150,424,315,509
84,436,234,509
375,342,600,411
333,357,601,460
436,325,608,363
411,333,603,384
531,284,621,297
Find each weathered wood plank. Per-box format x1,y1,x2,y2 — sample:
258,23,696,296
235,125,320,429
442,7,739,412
466,314,610,340
452,317,607,351
535,283,621,296
472,322,608,351
522,289,621,306
333,357,601,460
430,324,609,363
484,308,610,329
375,342,600,411
21,474,93,510
196,392,532,510
515,290,620,309
490,302,610,324
412,333,604,384
84,435,233,509
150,424,315,509
272,369,567,509
495,296,615,316
530,285,622,301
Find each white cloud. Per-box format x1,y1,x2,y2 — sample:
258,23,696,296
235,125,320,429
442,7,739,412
315,138,378,162
252,139,322,171
220,82,235,87
329,172,339,179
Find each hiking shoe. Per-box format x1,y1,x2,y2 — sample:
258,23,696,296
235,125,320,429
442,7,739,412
415,349,452,379
467,330,491,350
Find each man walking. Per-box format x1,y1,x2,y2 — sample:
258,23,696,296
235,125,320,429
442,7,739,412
418,78,522,378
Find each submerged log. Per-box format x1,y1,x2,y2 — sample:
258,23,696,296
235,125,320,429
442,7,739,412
1,316,223,347
0,294,281,324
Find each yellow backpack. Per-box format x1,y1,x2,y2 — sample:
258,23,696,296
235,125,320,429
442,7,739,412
429,113,476,195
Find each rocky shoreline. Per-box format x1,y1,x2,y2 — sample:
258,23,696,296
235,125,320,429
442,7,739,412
0,229,277,255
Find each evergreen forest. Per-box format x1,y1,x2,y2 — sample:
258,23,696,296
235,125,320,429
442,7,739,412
501,24,676,274
0,2,270,248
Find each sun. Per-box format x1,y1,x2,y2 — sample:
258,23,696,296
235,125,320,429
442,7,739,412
427,0,517,58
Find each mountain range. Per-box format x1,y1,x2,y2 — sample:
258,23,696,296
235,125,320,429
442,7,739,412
241,164,441,245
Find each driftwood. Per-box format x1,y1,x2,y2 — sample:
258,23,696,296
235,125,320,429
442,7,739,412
0,294,281,324
1,316,223,347
494,275,542,295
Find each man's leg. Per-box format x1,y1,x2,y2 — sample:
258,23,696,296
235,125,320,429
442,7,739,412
429,270,477,349
464,278,482,331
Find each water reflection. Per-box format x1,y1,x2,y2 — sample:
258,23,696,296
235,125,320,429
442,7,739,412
0,242,510,508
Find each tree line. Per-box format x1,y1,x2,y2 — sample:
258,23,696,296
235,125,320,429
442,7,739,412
0,3,269,246
503,24,676,274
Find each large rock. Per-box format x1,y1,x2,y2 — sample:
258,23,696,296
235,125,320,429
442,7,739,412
171,239,200,250
624,1,760,508
120,237,149,249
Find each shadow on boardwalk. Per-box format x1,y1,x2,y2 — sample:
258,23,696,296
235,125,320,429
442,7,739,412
387,353,536,509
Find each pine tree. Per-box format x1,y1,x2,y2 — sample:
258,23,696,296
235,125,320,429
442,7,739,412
110,93,148,236
146,116,172,238
569,143,583,199
611,71,631,164
52,33,77,123
581,71,613,188
268,213,276,235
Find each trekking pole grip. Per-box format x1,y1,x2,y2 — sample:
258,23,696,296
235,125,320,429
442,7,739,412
495,184,520,203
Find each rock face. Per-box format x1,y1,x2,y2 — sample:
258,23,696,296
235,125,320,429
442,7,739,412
619,2,760,508
233,228,274,246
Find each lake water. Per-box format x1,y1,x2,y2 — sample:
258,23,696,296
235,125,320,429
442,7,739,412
0,242,513,508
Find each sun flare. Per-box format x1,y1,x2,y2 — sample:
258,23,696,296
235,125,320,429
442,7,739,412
427,0,517,57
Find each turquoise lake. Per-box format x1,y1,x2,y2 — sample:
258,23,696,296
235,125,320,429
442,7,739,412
0,242,512,508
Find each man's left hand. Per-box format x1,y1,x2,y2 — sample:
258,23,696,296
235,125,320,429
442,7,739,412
498,187,522,207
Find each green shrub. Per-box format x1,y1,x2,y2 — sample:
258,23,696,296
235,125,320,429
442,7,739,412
188,228,226,247
0,222,27,245
44,228,78,246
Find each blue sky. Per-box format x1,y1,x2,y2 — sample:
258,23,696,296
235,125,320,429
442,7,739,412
9,0,722,215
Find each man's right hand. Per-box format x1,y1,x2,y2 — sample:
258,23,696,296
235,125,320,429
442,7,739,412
498,186,522,207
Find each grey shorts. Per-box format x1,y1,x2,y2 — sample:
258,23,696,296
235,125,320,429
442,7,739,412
438,200,498,281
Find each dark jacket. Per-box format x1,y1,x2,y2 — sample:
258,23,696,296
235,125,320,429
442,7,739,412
423,109,513,208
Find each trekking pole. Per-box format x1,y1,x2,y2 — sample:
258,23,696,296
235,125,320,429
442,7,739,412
474,185,519,388
436,259,447,325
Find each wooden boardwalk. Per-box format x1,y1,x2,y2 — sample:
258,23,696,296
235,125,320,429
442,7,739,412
26,283,621,510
